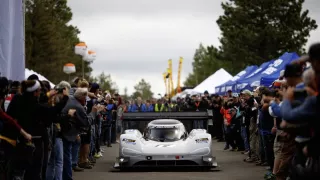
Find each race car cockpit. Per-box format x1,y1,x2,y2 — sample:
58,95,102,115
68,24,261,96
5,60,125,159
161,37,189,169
145,126,186,142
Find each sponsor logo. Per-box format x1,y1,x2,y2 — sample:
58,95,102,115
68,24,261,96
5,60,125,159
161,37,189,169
122,138,136,145
195,138,209,143
155,144,174,147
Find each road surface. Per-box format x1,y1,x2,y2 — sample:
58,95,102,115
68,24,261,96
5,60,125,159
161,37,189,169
74,141,266,180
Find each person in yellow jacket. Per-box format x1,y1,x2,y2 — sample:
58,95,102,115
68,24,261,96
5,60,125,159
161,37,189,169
154,99,165,112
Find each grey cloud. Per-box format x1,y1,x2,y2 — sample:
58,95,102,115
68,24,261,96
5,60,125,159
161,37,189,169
67,0,320,95
68,0,223,17
90,46,196,74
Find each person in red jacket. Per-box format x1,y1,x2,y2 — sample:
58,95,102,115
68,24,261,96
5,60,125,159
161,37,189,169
221,100,236,150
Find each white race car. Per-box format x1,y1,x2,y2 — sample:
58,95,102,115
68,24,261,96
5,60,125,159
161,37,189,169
114,114,217,170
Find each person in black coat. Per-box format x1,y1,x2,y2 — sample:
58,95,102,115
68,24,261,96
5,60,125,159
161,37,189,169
6,80,68,180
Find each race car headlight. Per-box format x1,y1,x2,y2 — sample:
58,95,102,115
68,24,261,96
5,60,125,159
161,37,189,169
118,157,129,163
202,156,215,163
195,138,209,143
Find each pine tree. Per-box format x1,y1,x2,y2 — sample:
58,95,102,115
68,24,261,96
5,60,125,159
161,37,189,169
25,0,91,83
216,0,317,74
132,79,154,100
184,44,229,86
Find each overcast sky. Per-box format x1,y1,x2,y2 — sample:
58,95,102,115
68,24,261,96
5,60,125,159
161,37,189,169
67,0,320,95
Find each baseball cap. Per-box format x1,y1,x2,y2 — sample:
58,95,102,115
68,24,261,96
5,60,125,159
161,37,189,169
242,89,252,96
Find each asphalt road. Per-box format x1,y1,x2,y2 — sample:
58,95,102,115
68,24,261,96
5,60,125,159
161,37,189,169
74,141,266,180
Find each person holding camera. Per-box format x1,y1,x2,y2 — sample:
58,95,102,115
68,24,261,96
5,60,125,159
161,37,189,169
0,77,33,180
254,88,275,169
102,94,117,147
0,77,31,140
266,85,285,179
5,80,68,180
279,43,320,180
269,63,305,180
46,81,72,180
61,88,103,180
240,90,256,155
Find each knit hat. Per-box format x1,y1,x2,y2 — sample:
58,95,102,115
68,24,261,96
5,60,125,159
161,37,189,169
27,74,39,80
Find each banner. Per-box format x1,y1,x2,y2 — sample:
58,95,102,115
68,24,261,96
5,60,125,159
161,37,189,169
0,0,25,80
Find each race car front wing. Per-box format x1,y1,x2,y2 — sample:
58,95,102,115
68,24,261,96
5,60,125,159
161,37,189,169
113,155,218,169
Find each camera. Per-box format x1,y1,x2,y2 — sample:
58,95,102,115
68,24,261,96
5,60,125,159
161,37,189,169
55,87,66,94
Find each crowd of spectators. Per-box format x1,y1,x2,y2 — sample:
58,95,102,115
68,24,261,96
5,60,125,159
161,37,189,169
0,43,319,180
208,43,320,180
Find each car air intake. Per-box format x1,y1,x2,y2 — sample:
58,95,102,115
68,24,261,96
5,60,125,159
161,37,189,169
133,160,198,167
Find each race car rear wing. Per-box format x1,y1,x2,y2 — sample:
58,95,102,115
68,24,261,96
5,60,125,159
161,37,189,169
122,111,212,121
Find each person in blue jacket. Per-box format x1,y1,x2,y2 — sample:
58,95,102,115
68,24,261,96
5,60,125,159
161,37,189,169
127,97,146,129
128,97,147,112
145,100,154,112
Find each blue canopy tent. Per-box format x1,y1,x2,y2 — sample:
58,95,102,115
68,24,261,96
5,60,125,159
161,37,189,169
260,52,300,87
237,52,299,92
215,66,258,95
236,61,273,92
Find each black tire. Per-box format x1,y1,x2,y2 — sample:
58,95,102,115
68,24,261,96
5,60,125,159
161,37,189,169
201,167,212,171
119,167,129,172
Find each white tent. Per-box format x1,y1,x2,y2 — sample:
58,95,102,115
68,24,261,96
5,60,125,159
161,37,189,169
25,68,55,88
192,68,232,94
171,89,197,99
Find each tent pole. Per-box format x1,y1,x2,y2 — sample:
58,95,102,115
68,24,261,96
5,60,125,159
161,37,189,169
82,59,84,79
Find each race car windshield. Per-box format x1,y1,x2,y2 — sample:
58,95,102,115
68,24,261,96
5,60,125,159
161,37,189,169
147,127,183,142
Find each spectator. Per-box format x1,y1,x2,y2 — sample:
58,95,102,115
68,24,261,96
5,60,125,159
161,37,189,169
145,100,154,112
128,97,147,112
154,99,164,112
282,43,320,179
4,81,20,111
61,87,102,180
6,80,68,180
268,86,284,179
46,81,71,180
212,95,224,142
221,100,236,151
240,90,256,155
87,83,101,163
192,95,208,129
103,95,117,147
261,89,275,169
